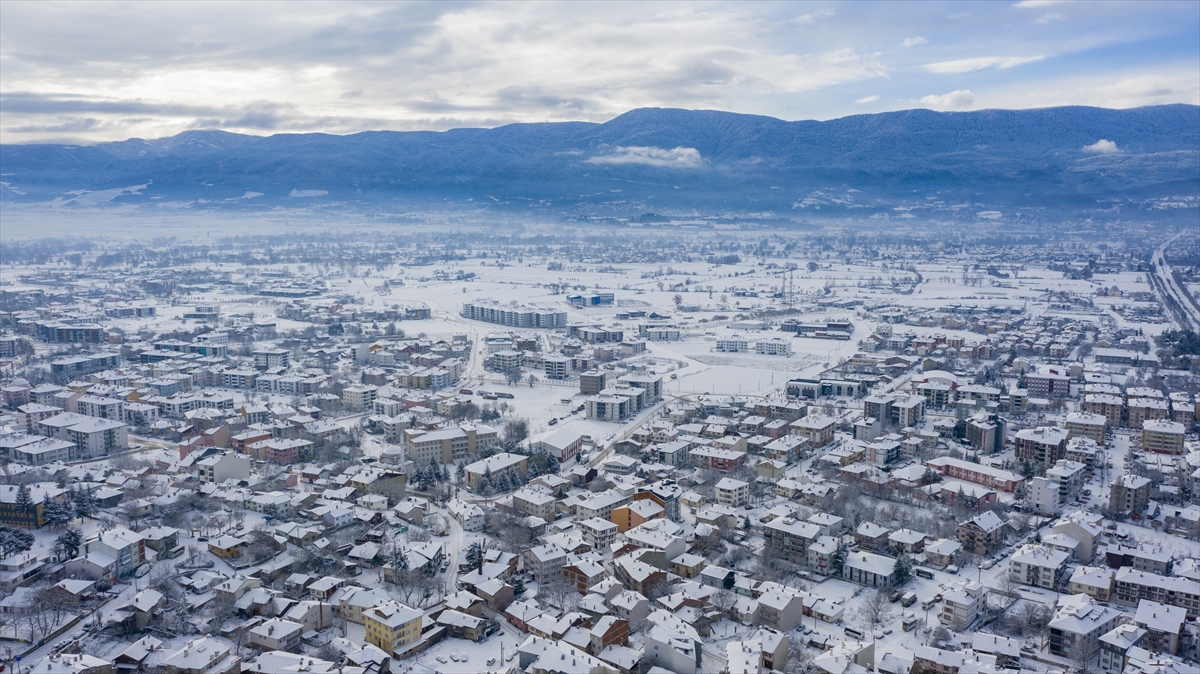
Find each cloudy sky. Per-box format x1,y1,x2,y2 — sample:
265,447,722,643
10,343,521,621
2,0,1197,143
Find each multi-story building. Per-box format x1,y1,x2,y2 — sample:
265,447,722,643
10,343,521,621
926,456,1024,492
1008,544,1069,588
363,601,423,656
1048,594,1122,658
1014,426,1069,467
1044,460,1086,506
763,517,821,564
1065,412,1107,445
579,370,607,395
1069,566,1116,602
1099,623,1146,674
1084,394,1125,427
715,336,749,353
404,423,499,465
1141,420,1184,455
461,301,567,328
714,478,749,507
688,446,747,471
464,452,529,490
1026,372,1070,398
957,511,1007,555
1113,568,1200,619
85,526,147,578
1109,474,1151,515
342,385,378,410
579,517,618,551
841,551,898,588
1133,600,1185,655
511,487,558,521
1127,398,1169,429
252,348,290,370
0,483,67,529
789,414,836,448
940,580,988,630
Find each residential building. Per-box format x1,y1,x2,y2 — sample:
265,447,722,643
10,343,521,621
925,456,1023,492
1014,426,1070,467
1008,544,1069,589
405,422,499,465
940,580,988,630
1109,474,1152,515
1099,623,1146,674
841,551,897,588
1065,412,1107,446
1044,460,1087,506
957,511,1006,556
1069,566,1116,602
464,452,528,490
1114,568,1200,619
162,637,239,674
789,415,836,448
196,452,251,484
249,619,303,652
1048,594,1122,658
1133,600,1185,655
715,477,750,508
763,517,821,564
363,601,423,656
1141,420,1185,455
645,609,703,674
85,526,147,578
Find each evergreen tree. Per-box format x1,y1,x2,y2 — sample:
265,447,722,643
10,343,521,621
893,553,913,585
42,495,74,529
54,528,83,560
72,486,96,519
14,484,33,514
456,461,466,483
0,525,34,558
465,542,483,571
392,545,409,573
509,576,526,595
832,541,850,575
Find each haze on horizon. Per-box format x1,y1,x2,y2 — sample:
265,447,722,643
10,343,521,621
1,0,1198,145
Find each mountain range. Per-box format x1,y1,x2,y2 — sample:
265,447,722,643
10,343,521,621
2,105,1198,223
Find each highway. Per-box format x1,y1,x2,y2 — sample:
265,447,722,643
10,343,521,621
1148,232,1200,331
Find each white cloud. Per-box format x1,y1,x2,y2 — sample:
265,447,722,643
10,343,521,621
1013,0,1064,7
920,90,976,110
856,95,880,104
1033,12,1064,24
289,189,328,197
923,55,1047,73
902,36,928,47
1082,139,1119,154
586,146,703,168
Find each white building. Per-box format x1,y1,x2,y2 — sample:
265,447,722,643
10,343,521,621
716,336,750,353
1009,544,1070,588
754,338,791,356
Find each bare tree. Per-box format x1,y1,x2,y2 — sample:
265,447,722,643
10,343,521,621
854,589,895,641
710,589,737,618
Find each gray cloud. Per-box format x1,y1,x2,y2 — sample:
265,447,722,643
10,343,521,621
0,1,1196,143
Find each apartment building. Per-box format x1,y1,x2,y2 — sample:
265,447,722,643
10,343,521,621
1113,568,1200,619
404,423,499,465
715,478,750,508
1009,544,1069,588
925,456,1024,492
789,414,836,448
1044,460,1087,506
1109,474,1152,515
941,580,988,630
763,517,821,564
1065,412,1107,445
579,517,619,551
1141,420,1184,455
958,511,1007,555
1014,426,1070,467
1048,594,1122,659
363,601,423,656
1069,566,1116,602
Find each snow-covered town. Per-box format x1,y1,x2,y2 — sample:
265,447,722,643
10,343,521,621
0,227,1198,674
